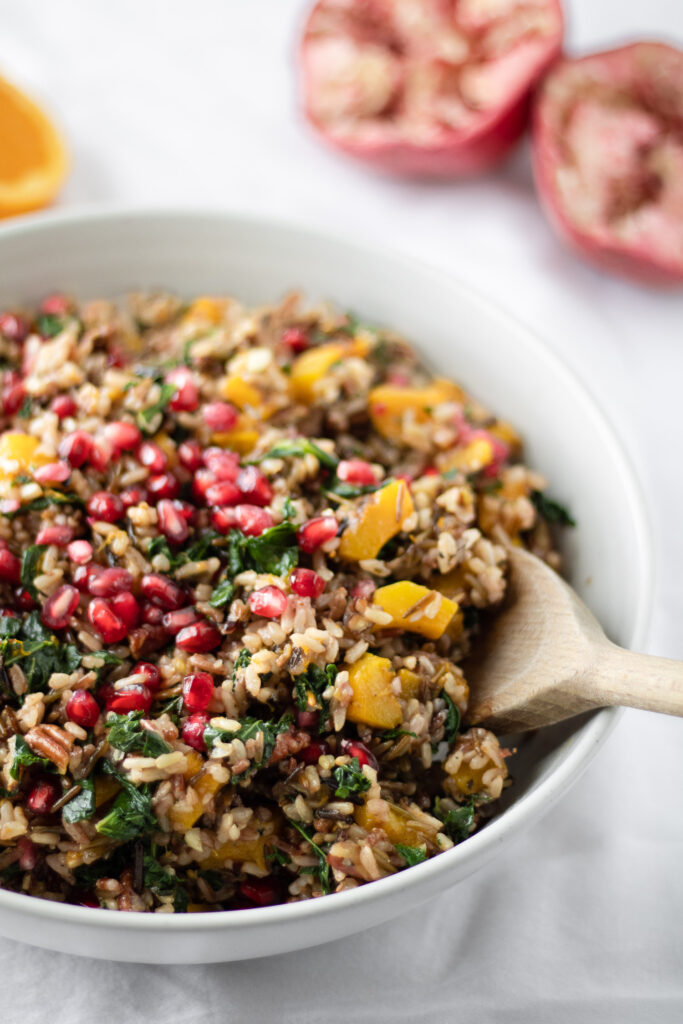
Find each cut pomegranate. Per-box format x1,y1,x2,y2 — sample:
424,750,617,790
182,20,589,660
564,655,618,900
162,606,202,636
33,461,71,484
297,515,338,552
0,549,21,584
182,672,214,712
205,479,241,507
0,312,29,344
234,504,274,537
132,662,162,691
137,440,168,473
533,42,683,285
142,602,166,625
236,465,273,506
301,0,563,177
106,685,153,715
15,587,37,611
203,448,240,481
175,619,222,652
1,371,25,416
146,472,180,501
50,394,77,419
110,591,141,630
36,524,73,547
141,573,187,610
299,739,329,764
340,738,378,771
248,586,288,619
103,420,142,452
193,468,218,503
88,437,115,473
157,499,190,544
27,780,60,816
86,491,124,523
166,366,199,412
239,877,284,907
41,584,79,629
337,458,377,485
181,712,210,751
203,401,239,432
66,690,100,729
281,326,310,353
120,485,147,508
87,567,133,598
290,567,325,598
210,507,237,534
73,563,102,592
178,438,204,472
67,540,93,565
87,598,128,644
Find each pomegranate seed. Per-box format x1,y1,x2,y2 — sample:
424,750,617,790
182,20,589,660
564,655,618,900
281,327,309,353
87,567,133,597
50,394,77,419
41,585,79,629
337,459,376,485
423,466,439,477
248,586,287,619
290,567,325,598
299,740,329,765
0,549,21,584
40,294,70,316
58,430,93,468
67,540,93,564
182,672,214,712
132,662,161,691
157,498,189,543
35,524,73,547
203,448,240,480
103,420,142,452
1,371,25,415
106,685,152,715
178,439,203,471
73,563,102,592
296,709,320,730
175,619,222,652
0,312,29,344
162,606,202,636
88,598,128,644
66,690,100,728
141,573,186,610
16,587,36,611
174,500,195,522
0,539,8,550
142,602,165,625
120,485,147,508
340,739,378,771
0,499,20,515
351,579,376,601
166,367,199,412
110,591,141,630
239,877,283,907
86,491,124,523
235,504,273,536
137,440,168,473
236,466,272,506
297,516,338,553
74,893,99,908
88,437,115,473
146,472,180,501
107,345,126,369
192,468,217,503
203,401,238,432
210,507,236,534
33,461,71,484
205,480,241,507
27,780,60,816
181,712,210,751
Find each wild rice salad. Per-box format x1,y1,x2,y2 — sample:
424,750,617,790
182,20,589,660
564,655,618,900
0,291,569,913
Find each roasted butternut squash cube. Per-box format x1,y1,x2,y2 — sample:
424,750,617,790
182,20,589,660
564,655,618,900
290,337,369,404
347,652,401,729
355,799,439,846
368,379,464,441
169,760,226,833
398,668,421,699
220,375,262,410
338,479,414,561
373,581,458,640
212,415,260,455
439,437,495,475
200,833,271,872
183,296,226,326
0,432,51,480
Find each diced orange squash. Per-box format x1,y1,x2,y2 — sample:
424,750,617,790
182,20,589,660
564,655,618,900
451,762,489,796
355,799,440,846
212,414,260,455
347,652,401,729
373,581,458,640
368,379,465,441
439,437,495,475
338,479,414,561
220,375,262,410
183,296,226,326
169,760,226,833
152,432,179,468
94,774,121,808
200,833,271,872
290,337,369,404
398,668,421,700
0,432,52,480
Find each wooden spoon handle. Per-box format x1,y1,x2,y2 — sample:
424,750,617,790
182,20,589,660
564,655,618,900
583,641,683,717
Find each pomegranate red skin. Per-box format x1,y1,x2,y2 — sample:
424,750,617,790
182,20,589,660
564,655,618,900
182,712,210,751
66,690,100,729
300,0,564,179
532,42,683,286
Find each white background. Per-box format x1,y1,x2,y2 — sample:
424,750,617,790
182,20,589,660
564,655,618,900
0,0,682,1020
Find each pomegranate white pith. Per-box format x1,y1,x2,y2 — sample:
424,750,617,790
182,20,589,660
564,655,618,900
532,42,683,284
301,0,563,176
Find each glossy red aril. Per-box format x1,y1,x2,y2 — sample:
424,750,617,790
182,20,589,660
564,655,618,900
281,326,310,353
337,458,376,485
16,587,36,611
533,41,683,285
162,606,202,636
50,394,77,419
73,563,102,592
248,586,287,619
178,438,204,472
137,440,168,473
67,540,93,565
203,401,238,432
66,690,100,729
142,602,165,625
210,507,236,534
297,515,338,552
103,420,142,452
86,491,124,523
296,708,320,730
41,585,79,630
141,573,186,611
40,294,70,316
290,567,325,598
239,877,283,907
157,499,190,543
182,672,214,712
301,0,563,178
33,461,71,484
299,739,329,765
106,685,153,715
110,591,141,630
175,619,222,652
0,312,29,344
120,485,147,508
181,712,210,751
205,479,241,507
236,504,274,536
88,437,114,473
146,472,180,501
236,466,272,506
203,448,240,480
59,431,92,470
166,366,199,412
87,598,128,644
132,662,161,691
192,468,217,503
340,738,378,771
0,549,21,584
1,371,25,416
27,780,60,816
35,524,73,547
87,567,133,598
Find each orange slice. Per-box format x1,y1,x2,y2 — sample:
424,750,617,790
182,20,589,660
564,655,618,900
0,75,68,218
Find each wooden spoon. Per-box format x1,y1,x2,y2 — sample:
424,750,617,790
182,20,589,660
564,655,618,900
465,546,683,733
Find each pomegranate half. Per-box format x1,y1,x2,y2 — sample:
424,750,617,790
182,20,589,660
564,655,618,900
300,0,564,177
532,42,683,285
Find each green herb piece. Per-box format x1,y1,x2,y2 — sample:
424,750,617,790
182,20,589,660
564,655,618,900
137,382,177,434
106,711,171,758
462,606,480,631
434,797,475,843
20,544,46,599
158,694,184,725
17,397,33,419
293,663,337,727
326,477,385,500
35,313,65,338
143,854,188,912
148,530,224,572
281,497,297,521
395,844,428,867
9,735,54,779
288,819,332,895
147,535,174,563
226,523,299,579
232,648,252,677
376,535,401,561
62,776,96,824
0,616,21,639
250,438,338,470
0,611,82,693
203,716,292,777
266,847,291,868
198,868,228,890
442,692,460,748
332,757,371,801
95,763,157,842
380,727,418,741
531,490,576,527
209,577,234,609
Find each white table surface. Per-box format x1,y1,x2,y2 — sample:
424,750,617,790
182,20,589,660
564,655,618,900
0,1,682,1020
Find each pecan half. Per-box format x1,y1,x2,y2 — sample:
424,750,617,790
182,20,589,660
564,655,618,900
24,724,75,774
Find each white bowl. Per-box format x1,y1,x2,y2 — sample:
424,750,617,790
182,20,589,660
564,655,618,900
0,209,653,963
